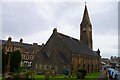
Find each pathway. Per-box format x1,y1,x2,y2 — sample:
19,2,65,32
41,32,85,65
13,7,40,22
96,70,108,80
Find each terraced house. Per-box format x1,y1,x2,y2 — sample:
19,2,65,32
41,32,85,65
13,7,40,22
0,37,42,67
32,4,101,74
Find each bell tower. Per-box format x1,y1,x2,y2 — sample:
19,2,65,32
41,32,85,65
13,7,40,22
80,3,93,49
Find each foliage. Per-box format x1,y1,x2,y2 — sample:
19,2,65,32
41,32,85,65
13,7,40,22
37,69,44,75
15,66,29,74
13,66,34,80
13,72,31,80
2,49,9,74
10,50,21,72
85,72,101,78
63,68,70,76
77,68,87,79
2,50,21,74
13,73,20,80
1,77,6,80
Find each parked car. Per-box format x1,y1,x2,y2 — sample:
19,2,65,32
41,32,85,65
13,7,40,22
108,68,114,78
116,72,120,80
112,69,118,79
108,68,120,80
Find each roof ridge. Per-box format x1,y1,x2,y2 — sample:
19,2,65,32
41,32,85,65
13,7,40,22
1,39,34,46
58,32,79,41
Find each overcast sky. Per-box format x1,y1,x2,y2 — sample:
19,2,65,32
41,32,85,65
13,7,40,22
0,0,119,59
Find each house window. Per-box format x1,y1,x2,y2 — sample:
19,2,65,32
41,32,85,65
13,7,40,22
27,55,29,60
32,50,34,54
14,47,20,51
25,55,29,60
24,55,26,60
30,56,33,60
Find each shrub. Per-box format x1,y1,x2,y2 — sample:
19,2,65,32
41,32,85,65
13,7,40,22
13,73,20,80
77,68,87,79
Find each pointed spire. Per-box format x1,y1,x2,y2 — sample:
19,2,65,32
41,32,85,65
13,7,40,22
97,48,100,53
80,3,91,26
97,48,100,56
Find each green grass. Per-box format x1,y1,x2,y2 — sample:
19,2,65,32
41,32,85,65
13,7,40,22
34,75,45,78
34,72,101,80
84,72,101,80
86,72,101,78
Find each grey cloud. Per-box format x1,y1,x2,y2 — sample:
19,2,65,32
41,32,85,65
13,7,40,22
2,2,117,38
119,1,120,35
111,45,118,49
91,5,118,35
2,2,50,38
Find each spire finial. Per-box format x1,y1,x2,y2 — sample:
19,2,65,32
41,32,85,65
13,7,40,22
85,2,86,5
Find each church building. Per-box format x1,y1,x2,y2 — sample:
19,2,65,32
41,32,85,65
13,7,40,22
32,4,101,74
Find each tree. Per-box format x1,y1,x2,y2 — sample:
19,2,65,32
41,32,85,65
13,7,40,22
10,50,21,72
2,49,9,74
77,68,87,79
2,50,21,74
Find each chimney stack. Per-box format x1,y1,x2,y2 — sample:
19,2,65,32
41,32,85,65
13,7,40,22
8,36,12,42
20,38,23,43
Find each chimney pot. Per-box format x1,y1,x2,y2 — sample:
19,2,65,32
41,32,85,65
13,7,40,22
20,38,23,43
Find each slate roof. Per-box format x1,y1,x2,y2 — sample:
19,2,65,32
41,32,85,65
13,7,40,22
57,32,99,57
44,51,70,65
0,40,33,49
31,51,46,70
0,40,7,45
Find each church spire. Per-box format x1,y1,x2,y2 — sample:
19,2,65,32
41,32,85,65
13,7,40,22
80,3,93,49
80,3,91,27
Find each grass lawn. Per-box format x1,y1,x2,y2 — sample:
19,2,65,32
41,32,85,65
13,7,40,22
84,72,101,80
34,75,45,78
34,72,101,80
